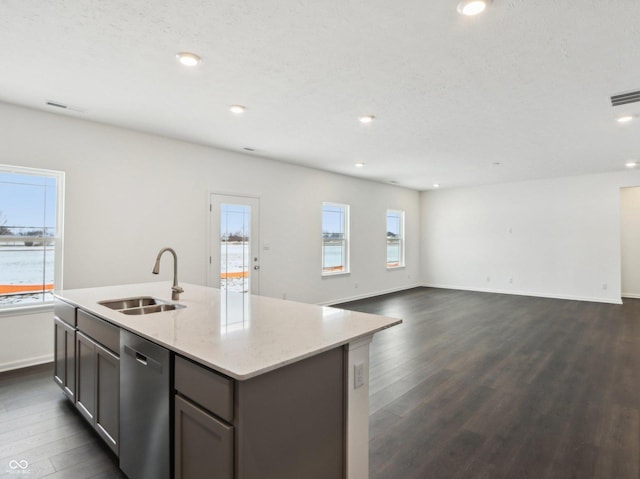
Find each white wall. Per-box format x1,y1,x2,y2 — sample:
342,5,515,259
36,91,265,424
420,171,640,303
0,101,419,371
621,187,640,298
0,311,52,371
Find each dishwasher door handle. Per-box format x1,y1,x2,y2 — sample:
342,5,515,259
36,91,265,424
124,345,163,373
135,352,147,366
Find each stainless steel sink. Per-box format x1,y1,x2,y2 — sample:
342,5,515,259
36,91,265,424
121,303,184,315
98,296,185,315
99,297,159,310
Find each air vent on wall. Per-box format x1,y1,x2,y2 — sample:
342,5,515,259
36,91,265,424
45,100,84,113
611,90,640,107
46,101,67,109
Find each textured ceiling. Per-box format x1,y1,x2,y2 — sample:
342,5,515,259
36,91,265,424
1,0,639,190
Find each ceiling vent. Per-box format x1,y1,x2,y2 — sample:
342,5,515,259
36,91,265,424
45,100,84,112
610,90,640,107
46,101,67,109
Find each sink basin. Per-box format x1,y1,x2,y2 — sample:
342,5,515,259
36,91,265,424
99,297,159,310
120,303,184,315
99,296,186,315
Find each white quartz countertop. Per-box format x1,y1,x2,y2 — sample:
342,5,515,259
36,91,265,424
56,282,402,380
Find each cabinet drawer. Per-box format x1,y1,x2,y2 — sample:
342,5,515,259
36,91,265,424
55,299,77,327
175,355,234,422
77,309,120,355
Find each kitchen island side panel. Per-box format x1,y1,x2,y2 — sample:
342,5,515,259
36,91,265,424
235,346,345,479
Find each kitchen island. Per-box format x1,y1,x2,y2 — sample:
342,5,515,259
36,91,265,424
54,282,401,479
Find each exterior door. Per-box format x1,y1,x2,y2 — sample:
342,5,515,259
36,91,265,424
210,194,260,295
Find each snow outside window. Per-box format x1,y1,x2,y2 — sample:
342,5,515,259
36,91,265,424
0,165,64,309
386,209,404,268
322,203,349,275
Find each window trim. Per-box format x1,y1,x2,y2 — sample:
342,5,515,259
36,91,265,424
321,202,350,276
0,164,65,311
386,209,405,269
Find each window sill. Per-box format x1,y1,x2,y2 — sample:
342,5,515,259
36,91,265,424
321,271,351,278
0,303,54,318
386,265,406,270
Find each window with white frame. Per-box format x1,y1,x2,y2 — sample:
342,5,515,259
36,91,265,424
322,203,349,275
0,165,64,309
386,209,404,268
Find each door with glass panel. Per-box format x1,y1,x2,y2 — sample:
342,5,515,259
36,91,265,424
210,194,260,295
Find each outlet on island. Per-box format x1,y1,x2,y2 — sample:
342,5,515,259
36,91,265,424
354,362,365,389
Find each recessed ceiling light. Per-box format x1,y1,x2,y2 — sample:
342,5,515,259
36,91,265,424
457,0,490,16
433,183,440,188
176,52,201,67
358,115,375,124
354,162,365,168
617,115,634,123
626,160,638,168
230,105,246,114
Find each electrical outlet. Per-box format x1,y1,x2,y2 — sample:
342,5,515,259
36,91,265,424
602,283,607,291
354,363,365,389
487,276,491,283
282,292,287,300
354,282,359,289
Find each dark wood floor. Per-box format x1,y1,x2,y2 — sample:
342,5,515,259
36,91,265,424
1,287,639,478
338,287,640,479
0,364,123,479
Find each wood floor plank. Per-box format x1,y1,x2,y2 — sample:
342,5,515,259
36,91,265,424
0,430,96,473
338,287,640,479
0,457,55,478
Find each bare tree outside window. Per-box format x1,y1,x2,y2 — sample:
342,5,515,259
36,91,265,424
0,211,11,235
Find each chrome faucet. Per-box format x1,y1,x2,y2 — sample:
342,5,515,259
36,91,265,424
152,247,184,301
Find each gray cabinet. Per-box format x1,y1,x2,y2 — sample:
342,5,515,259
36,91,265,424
175,394,233,479
174,355,234,479
95,343,119,451
174,348,345,479
75,310,120,455
76,331,96,423
53,315,76,401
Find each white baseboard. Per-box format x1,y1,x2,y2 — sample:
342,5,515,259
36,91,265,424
421,283,623,305
321,283,421,306
622,292,640,299
0,354,53,373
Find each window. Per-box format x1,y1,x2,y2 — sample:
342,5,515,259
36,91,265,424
386,209,404,268
0,165,64,309
322,203,349,275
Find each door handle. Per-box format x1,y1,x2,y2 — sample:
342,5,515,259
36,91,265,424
254,265,260,270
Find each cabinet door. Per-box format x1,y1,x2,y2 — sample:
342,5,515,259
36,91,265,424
53,317,76,401
175,394,233,479
95,343,119,455
75,332,96,424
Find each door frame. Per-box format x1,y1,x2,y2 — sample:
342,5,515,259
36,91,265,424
207,191,261,294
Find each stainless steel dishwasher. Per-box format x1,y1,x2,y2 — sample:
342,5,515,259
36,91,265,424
120,329,171,479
